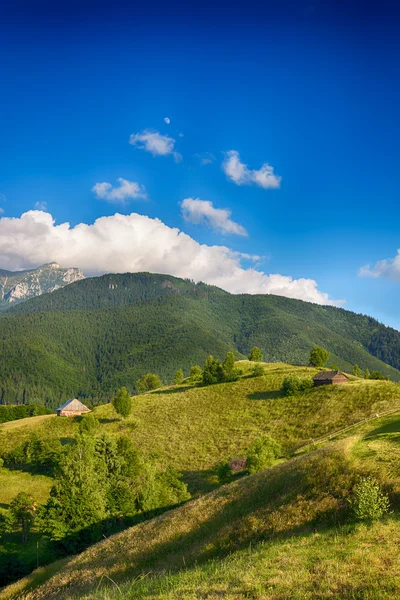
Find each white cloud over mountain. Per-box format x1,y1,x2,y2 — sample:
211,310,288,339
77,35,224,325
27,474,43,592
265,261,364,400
359,250,400,281
92,178,147,203
129,130,181,162
222,150,281,189
0,210,340,306
181,198,247,236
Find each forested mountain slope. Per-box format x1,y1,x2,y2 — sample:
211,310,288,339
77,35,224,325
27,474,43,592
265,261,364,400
1,272,400,406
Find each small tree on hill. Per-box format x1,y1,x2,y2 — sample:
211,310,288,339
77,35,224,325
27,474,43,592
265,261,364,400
137,374,162,393
352,364,362,378
309,346,329,368
246,435,282,474
364,368,370,380
249,346,263,362
252,363,265,377
6,492,36,543
189,365,203,383
222,351,241,382
112,387,132,419
173,369,184,385
202,355,223,385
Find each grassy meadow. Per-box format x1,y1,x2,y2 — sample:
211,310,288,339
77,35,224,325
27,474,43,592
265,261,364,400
3,412,400,600
1,362,400,599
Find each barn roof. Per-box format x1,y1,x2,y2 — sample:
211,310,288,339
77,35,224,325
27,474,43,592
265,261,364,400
313,370,344,381
57,398,90,412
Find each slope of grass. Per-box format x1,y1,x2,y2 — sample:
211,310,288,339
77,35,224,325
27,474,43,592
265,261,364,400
4,415,400,600
1,363,399,496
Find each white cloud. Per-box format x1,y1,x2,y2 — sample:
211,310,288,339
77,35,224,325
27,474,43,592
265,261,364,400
35,201,48,211
92,178,147,203
222,150,281,189
195,152,215,166
164,117,171,124
359,250,400,281
178,132,184,138
181,198,247,236
0,208,4,214
0,210,341,306
129,130,181,162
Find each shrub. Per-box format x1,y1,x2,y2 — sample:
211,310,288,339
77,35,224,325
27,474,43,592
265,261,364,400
309,345,329,367
189,365,203,383
352,364,363,377
79,413,100,435
173,369,184,385
202,355,223,385
248,346,263,362
282,375,314,397
350,476,390,521
137,374,162,393
246,435,281,474
370,370,386,380
252,363,265,377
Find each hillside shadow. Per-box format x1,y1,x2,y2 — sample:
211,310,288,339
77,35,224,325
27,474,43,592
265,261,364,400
364,418,400,439
181,469,220,495
248,390,282,401
0,502,9,509
98,417,120,424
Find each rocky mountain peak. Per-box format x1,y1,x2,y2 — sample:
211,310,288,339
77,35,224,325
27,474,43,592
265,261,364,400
0,263,85,310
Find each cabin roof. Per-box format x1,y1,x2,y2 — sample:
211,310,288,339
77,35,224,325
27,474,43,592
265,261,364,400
57,398,90,412
312,370,345,381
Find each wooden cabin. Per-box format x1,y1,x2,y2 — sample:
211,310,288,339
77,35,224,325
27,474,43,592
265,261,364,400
313,370,349,387
57,398,91,417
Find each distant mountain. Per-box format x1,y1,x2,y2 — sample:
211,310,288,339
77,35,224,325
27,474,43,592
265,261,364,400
1,272,400,408
0,263,85,309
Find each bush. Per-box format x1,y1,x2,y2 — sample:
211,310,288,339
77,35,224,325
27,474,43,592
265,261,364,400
370,370,386,380
252,363,265,377
246,435,281,474
137,374,162,393
173,369,184,385
189,365,202,383
79,413,100,435
282,375,314,397
350,476,390,521
248,346,263,362
309,345,329,367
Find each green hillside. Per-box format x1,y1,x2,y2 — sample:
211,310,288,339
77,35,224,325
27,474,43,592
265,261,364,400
3,412,400,600
1,362,400,596
1,273,400,406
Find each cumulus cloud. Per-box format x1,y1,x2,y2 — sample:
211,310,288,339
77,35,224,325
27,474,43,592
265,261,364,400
359,250,400,281
164,117,171,124
181,198,247,236
0,210,341,306
195,152,215,166
92,178,147,203
129,130,181,162
35,201,48,211
222,150,281,189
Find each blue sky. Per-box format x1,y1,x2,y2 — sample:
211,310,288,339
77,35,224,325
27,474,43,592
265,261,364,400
1,0,400,327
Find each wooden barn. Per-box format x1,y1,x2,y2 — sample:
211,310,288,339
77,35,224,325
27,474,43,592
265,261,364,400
313,370,349,386
57,398,91,417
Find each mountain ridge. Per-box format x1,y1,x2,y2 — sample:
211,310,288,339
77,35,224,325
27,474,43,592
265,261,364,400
0,263,85,309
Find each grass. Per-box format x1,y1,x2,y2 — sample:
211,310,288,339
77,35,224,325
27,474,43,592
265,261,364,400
4,419,400,600
1,363,400,598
